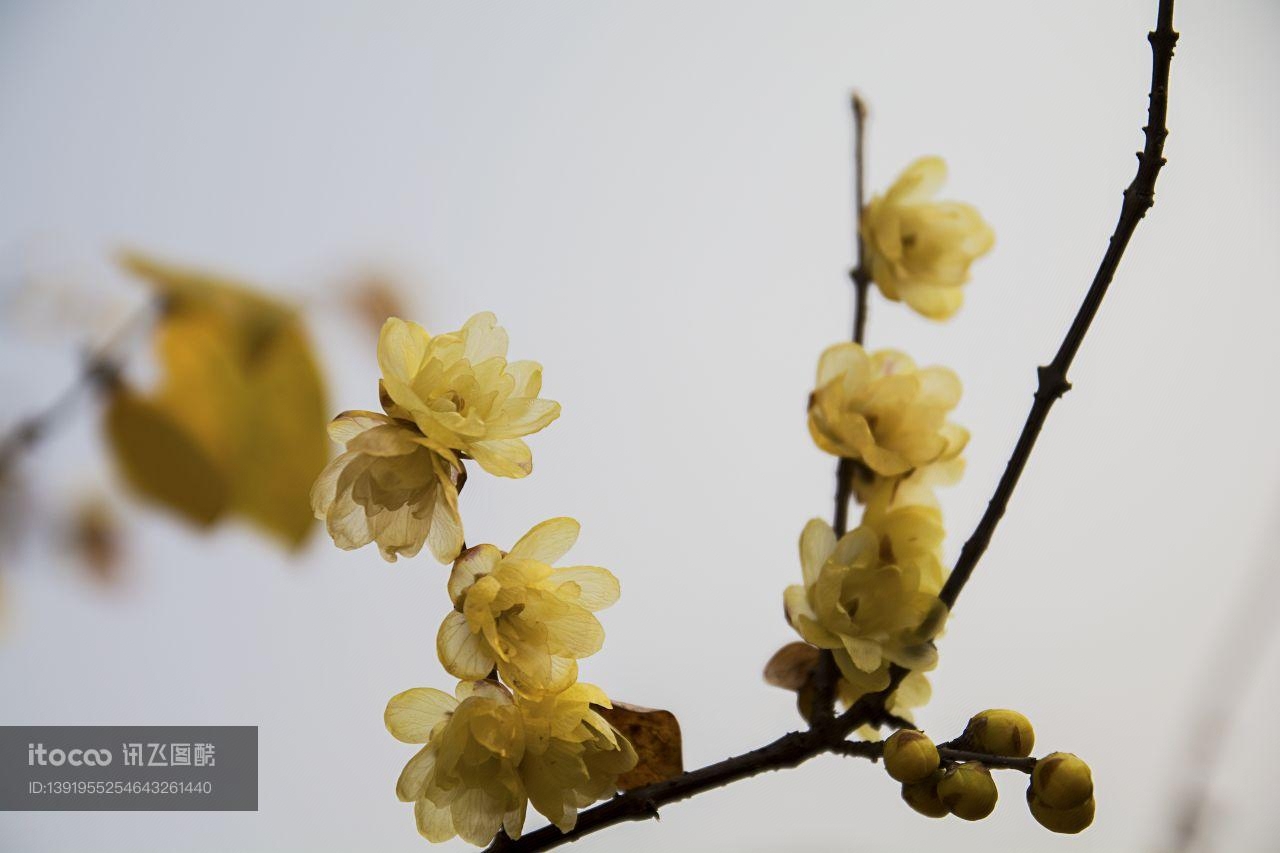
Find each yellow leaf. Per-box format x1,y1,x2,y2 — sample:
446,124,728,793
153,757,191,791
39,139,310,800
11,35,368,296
597,702,683,790
105,252,329,549
105,388,229,526
232,319,329,547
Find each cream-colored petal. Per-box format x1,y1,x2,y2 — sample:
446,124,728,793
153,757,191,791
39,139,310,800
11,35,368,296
326,410,390,444
505,360,543,398
549,566,620,611
902,283,966,320
448,544,504,604
799,518,836,588
386,687,458,744
378,317,431,388
451,787,507,846
488,398,561,440
396,745,437,801
469,438,533,478
545,607,605,659
415,796,456,843
886,156,947,205
509,517,580,564
347,423,424,457
438,611,497,679
461,311,509,362
841,636,884,673
815,341,870,388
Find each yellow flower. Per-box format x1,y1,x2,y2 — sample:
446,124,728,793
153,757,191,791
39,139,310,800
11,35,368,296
378,313,560,478
310,411,463,563
808,343,967,479
784,513,947,692
386,680,635,845
386,680,527,846
438,518,620,694
518,682,638,832
861,156,994,320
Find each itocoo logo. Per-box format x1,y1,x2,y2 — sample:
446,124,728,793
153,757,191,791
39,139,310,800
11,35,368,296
27,743,113,767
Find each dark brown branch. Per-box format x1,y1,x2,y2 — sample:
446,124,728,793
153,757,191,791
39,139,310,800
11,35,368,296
938,0,1177,611
484,4,1178,850
813,92,874,727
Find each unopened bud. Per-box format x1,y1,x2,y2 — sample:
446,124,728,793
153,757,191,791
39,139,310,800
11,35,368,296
964,709,1035,757
1028,788,1095,834
1031,752,1093,810
901,771,948,818
937,762,998,821
883,730,940,784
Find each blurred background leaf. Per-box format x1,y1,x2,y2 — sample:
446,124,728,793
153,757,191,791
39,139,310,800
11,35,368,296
104,252,329,549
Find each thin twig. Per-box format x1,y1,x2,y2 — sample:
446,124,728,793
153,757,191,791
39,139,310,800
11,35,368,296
938,0,1177,611
813,92,874,726
483,4,1178,850
0,301,157,477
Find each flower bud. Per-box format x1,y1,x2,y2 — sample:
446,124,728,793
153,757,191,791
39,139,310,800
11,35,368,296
963,709,1034,757
1031,752,1093,810
901,771,948,818
883,730,940,783
1027,788,1095,834
937,762,997,821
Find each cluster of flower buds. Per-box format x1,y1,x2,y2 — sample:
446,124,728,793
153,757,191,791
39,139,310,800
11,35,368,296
882,709,1094,833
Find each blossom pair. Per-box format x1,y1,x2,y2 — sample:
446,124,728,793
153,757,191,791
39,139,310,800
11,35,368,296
310,313,560,563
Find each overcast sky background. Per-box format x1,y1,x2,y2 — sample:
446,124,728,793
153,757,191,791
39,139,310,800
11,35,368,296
2,1,1279,851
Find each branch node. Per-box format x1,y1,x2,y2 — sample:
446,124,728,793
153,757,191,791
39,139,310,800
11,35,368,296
1035,365,1072,401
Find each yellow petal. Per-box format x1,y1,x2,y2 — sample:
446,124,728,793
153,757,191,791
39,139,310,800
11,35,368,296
326,410,390,444
461,311,509,362
549,566,620,611
378,317,430,394
799,518,836,588
448,544,504,604
438,611,497,679
886,156,947,205
509,517,580,565
469,438,533,478
489,398,561,440
386,687,458,744
415,796,456,843
396,745,437,801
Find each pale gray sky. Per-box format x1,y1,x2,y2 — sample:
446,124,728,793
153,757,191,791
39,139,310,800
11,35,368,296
1,1,1278,851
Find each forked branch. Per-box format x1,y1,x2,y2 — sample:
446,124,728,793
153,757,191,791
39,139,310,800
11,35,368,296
483,2,1177,849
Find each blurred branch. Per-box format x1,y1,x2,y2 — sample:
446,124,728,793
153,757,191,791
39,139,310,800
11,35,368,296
0,301,156,478
813,92,872,727
1163,512,1280,853
938,0,1178,612
485,2,1178,849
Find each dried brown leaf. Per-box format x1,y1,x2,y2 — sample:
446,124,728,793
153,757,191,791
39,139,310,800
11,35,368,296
598,702,683,790
763,641,819,691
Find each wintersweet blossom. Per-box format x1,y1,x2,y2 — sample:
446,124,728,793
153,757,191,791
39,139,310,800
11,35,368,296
310,411,463,562
518,682,638,832
808,343,967,479
784,514,947,692
438,518,619,694
386,680,526,845
386,679,635,845
861,156,994,320
377,313,560,478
